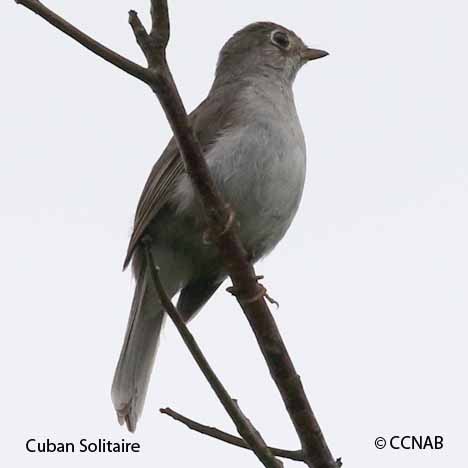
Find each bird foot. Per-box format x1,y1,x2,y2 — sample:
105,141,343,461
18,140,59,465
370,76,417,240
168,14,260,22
203,205,236,245
227,277,279,308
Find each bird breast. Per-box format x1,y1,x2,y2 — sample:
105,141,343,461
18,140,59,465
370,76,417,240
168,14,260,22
174,94,307,260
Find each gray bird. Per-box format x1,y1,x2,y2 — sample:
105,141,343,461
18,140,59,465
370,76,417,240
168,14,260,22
111,21,328,432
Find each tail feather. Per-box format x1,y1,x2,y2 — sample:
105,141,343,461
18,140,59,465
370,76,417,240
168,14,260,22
111,267,164,432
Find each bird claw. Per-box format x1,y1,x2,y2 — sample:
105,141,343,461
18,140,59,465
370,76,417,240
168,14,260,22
226,278,279,308
264,292,280,308
203,205,236,245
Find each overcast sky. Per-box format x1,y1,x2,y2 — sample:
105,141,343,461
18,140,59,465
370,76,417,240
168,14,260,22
1,1,466,467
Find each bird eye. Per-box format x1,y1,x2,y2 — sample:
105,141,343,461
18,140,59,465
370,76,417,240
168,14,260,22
271,30,290,50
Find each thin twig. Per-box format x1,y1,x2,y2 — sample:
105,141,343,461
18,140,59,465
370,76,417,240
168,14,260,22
128,10,153,66
160,407,305,462
150,0,169,50
143,241,282,468
15,0,150,83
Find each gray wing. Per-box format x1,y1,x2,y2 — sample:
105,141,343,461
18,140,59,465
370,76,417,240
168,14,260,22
123,138,184,269
123,88,236,269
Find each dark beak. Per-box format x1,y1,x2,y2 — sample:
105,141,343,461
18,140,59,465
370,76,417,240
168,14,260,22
302,48,329,61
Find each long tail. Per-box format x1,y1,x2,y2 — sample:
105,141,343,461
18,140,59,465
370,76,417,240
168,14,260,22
111,260,167,432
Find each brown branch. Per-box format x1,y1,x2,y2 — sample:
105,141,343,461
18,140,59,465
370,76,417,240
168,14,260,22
149,0,169,50
14,2,339,467
143,242,282,468
161,407,305,462
14,0,150,83
128,10,153,66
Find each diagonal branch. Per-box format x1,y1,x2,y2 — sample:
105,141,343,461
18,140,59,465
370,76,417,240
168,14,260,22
161,407,305,462
15,0,150,83
128,10,153,66
14,2,340,467
143,240,282,468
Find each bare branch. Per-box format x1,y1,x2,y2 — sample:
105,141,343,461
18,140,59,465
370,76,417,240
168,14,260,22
128,10,152,65
129,5,167,69
150,0,170,49
143,241,283,468
161,407,305,462
15,0,150,83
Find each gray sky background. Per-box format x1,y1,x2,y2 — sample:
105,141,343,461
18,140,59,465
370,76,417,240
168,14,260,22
1,1,466,467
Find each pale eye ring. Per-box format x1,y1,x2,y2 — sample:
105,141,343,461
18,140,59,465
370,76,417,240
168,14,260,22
271,30,291,50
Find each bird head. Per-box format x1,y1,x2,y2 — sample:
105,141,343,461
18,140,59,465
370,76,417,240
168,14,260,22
215,22,328,85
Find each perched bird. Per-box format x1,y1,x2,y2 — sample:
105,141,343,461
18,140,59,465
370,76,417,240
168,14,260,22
111,21,328,432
